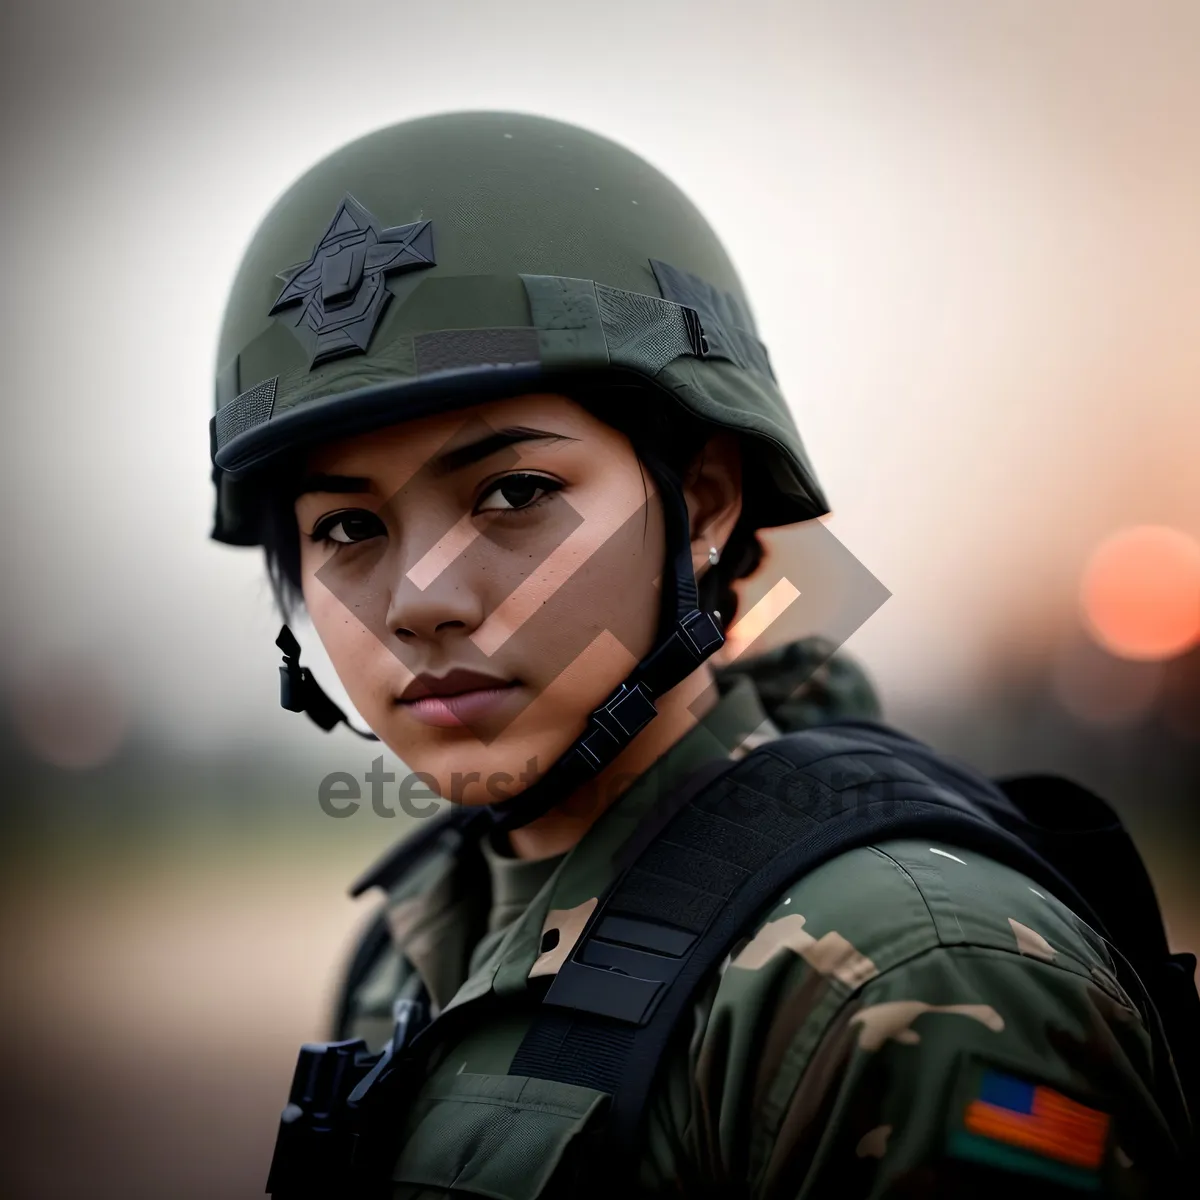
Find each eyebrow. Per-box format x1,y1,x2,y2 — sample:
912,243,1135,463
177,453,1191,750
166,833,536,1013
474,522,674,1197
294,426,578,496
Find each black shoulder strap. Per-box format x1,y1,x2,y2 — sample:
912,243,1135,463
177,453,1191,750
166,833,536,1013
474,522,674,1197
511,720,1195,1164
991,773,1170,961
993,772,1199,1139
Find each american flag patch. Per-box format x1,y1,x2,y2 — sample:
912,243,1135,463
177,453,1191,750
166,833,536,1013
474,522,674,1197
964,1070,1111,1168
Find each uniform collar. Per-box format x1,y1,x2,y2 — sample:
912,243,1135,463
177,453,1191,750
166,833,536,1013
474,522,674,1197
447,672,779,1009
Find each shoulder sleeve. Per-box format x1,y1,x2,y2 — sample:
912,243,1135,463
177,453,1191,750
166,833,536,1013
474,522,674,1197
677,839,1184,1198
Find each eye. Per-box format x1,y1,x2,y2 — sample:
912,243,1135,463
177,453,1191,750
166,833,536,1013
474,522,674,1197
475,473,562,514
310,510,385,545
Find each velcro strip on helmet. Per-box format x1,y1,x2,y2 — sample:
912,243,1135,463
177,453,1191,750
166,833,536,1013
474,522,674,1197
413,328,540,375
520,274,610,369
214,376,277,452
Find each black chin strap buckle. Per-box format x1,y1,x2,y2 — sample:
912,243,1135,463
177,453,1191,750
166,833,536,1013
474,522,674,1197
275,626,378,741
639,608,725,696
679,609,725,660
536,605,728,787
575,681,659,772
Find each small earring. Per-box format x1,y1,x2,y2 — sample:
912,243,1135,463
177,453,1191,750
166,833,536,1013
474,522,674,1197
707,546,720,566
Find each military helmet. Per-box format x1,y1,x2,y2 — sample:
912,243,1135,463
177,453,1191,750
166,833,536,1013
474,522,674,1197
210,111,828,543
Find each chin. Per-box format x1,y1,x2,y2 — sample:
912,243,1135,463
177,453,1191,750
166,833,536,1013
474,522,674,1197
405,730,571,808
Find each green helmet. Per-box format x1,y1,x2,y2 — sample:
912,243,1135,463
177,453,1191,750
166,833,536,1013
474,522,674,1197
210,111,828,543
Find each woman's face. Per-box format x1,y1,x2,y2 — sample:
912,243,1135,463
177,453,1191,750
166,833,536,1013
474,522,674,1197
294,392,675,807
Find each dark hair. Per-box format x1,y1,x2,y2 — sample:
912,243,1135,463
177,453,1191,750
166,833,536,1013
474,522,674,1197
260,386,765,630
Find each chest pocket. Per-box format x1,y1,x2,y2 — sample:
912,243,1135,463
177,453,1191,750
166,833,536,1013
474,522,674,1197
391,1072,606,1200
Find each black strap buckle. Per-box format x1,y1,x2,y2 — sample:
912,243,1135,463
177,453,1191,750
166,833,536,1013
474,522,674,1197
679,609,724,660
681,305,710,358
596,681,657,740
572,682,659,772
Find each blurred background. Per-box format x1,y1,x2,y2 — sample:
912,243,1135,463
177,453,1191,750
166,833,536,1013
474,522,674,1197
0,0,1197,1195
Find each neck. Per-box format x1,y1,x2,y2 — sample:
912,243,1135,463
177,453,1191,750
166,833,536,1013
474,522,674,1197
505,663,720,860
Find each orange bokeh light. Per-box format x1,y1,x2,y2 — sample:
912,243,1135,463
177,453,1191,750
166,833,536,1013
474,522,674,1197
1081,526,1200,661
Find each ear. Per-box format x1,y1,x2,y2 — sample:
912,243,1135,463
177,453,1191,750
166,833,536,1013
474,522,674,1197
681,432,743,581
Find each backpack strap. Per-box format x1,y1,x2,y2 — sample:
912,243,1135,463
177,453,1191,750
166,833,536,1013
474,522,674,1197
511,721,1191,1167
994,772,1199,1144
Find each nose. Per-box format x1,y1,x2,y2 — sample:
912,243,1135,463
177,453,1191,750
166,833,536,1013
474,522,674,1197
384,545,486,643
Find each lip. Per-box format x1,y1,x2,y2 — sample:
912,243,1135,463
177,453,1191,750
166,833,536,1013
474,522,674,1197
399,668,515,702
396,669,521,728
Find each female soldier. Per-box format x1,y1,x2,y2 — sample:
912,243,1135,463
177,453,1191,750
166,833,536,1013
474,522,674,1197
211,113,1189,1197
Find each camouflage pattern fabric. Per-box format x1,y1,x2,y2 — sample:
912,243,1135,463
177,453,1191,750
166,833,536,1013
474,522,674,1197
339,647,1184,1197
713,636,883,733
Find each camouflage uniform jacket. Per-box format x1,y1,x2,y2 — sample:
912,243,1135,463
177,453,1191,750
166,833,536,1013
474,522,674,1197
340,671,1185,1198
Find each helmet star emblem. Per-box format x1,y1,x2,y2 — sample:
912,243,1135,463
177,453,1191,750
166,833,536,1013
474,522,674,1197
269,194,436,367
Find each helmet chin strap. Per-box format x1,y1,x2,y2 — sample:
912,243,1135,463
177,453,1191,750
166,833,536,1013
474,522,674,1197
274,456,724,832
487,462,723,831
